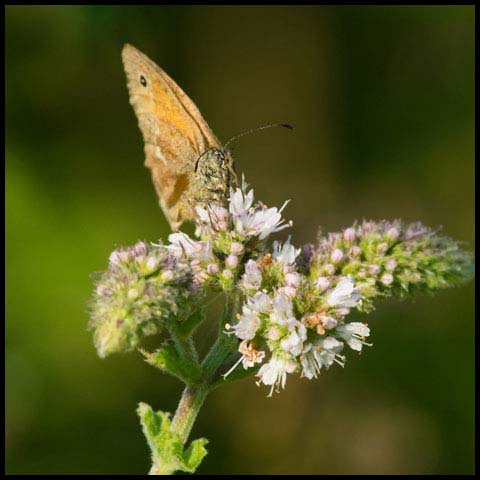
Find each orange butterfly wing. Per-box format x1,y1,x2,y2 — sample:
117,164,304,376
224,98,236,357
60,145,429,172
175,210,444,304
122,43,220,230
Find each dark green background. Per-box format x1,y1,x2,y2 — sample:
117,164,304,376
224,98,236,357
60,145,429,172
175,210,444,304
5,5,474,475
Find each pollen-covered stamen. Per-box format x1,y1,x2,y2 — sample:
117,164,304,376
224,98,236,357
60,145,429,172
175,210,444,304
223,340,265,378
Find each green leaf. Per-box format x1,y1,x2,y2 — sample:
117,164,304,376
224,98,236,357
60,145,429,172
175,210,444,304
140,341,202,385
177,309,206,337
137,402,208,475
179,437,209,473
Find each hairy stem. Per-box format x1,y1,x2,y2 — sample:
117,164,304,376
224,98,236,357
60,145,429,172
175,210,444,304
168,320,199,366
169,294,239,445
170,384,210,444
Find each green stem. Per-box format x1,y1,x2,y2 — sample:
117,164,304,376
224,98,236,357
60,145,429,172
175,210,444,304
170,384,210,444
168,320,199,366
169,294,239,444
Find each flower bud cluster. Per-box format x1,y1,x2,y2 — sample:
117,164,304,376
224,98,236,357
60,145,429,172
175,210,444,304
90,241,193,358
309,220,474,313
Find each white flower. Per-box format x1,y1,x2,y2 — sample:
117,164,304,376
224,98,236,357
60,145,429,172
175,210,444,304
229,188,291,240
327,277,362,308
280,326,306,356
234,306,261,340
300,336,345,379
229,188,254,217
168,233,212,262
271,292,295,325
242,259,262,290
272,237,300,268
335,322,371,351
223,340,265,379
235,207,290,240
249,291,271,314
233,292,271,341
239,340,265,368
256,354,297,396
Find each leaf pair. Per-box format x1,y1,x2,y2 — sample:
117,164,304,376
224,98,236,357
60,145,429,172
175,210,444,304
140,341,203,385
138,402,208,475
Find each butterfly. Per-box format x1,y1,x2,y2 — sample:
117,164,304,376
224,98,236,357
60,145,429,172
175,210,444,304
122,43,237,231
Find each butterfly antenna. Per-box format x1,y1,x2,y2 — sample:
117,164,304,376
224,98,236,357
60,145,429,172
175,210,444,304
222,123,294,151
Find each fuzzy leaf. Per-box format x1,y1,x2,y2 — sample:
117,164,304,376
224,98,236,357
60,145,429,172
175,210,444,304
178,437,209,473
177,309,206,337
137,402,208,475
140,342,202,385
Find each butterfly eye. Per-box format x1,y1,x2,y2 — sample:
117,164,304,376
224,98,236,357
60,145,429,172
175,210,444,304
215,151,224,165
140,75,147,87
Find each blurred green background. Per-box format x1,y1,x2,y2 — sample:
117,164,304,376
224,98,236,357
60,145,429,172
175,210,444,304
5,5,474,475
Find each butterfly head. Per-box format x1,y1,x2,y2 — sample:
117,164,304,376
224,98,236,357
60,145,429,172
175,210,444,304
194,147,237,192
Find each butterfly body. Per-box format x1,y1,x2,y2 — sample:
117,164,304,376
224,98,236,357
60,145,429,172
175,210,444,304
121,44,236,230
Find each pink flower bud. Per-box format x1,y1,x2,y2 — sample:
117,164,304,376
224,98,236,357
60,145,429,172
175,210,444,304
283,286,297,298
190,259,201,271
161,270,174,282
343,228,356,242
222,269,233,279
207,263,219,275
226,254,239,269
230,242,244,254
386,227,400,240
320,315,337,329
331,249,344,263
146,256,159,271
267,326,282,341
357,269,367,279
350,246,361,258
134,241,148,257
381,273,394,285
377,242,389,254
315,276,331,291
368,264,381,275
127,288,139,299
285,272,301,288
109,251,121,266
385,258,397,271
324,264,336,275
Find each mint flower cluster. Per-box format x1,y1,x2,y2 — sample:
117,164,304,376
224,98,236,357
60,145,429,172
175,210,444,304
91,182,473,391
91,241,196,358
89,178,473,474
